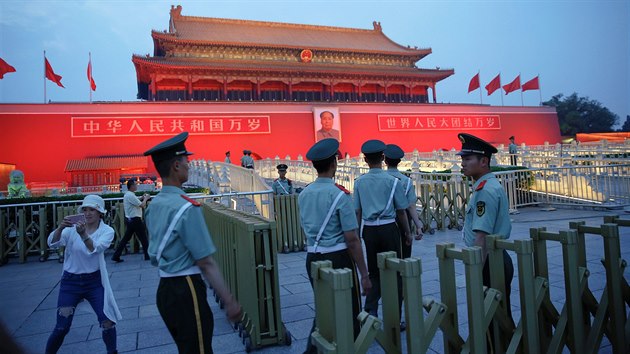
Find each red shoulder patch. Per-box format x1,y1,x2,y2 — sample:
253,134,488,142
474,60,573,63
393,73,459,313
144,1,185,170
335,183,351,194
475,180,487,191
181,195,201,206
274,178,279,182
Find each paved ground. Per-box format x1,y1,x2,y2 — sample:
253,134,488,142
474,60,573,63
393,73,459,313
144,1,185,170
1,206,628,353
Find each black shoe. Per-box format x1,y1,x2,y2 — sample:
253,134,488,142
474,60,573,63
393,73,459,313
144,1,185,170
144,256,150,261
400,321,406,332
111,257,124,263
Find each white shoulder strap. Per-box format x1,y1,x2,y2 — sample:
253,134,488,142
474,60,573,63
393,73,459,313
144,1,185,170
314,191,345,251
405,177,412,194
378,178,399,219
156,202,193,261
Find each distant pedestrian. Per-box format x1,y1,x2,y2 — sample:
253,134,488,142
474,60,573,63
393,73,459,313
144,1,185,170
508,136,518,165
111,179,150,262
224,151,231,164
144,132,242,353
299,138,371,354
272,164,292,195
46,195,121,354
241,150,254,169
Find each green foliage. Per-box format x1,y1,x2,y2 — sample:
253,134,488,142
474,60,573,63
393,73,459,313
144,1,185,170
543,93,619,135
621,115,630,132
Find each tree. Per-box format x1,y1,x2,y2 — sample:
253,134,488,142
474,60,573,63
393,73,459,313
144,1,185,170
543,93,619,136
620,115,630,132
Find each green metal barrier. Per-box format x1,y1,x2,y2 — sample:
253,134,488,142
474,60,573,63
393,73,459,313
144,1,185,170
272,194,305,253
310,260,380,354
530,228,587,354
568,221,629,353
437,243,501,354
486,235,544,354
202,202,290,352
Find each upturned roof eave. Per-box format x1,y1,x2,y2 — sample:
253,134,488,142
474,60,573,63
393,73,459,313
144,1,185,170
131,55,453,82
150,30,431,58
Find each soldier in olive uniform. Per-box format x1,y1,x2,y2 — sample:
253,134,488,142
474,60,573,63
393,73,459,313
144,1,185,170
354,139,412,320
384,144,424,259
508,136,518,165
457,133,514,319
299,138,371,354
272,164,293,195
144,132,242,354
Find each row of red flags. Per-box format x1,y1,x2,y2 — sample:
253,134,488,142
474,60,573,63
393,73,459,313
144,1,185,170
468,73,540,95
0,56,96,91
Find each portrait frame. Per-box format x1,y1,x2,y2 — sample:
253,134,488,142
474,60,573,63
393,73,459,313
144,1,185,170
313,107,342,142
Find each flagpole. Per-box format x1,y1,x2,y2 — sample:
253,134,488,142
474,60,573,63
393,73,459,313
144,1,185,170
43,50,47,104
478,70,483,104
520,72,524,107
538,74,543,105
499,73,504,106
89,52,92,103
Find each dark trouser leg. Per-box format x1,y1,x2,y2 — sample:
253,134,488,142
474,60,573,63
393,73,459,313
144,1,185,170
46,274,84,354
112,219,133,260
363,223,403,316
483,249,515,352
157,275,214,354
130,218,150,259
304,250,361,354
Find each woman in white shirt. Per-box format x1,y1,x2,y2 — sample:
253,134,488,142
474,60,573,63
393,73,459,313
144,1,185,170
45,195,121,354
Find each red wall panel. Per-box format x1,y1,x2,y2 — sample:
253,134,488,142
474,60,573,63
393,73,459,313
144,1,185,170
0,102,560,183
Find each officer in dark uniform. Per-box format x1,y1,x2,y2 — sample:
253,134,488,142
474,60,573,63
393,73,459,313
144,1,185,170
457,133,514,321
299,138,371,354
144,132,242,354
354,139,411,320
272,164,293,195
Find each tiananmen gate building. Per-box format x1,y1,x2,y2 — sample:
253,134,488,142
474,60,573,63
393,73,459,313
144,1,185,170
0,5,560,187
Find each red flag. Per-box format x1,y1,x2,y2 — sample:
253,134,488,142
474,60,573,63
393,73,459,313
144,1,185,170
45,57,64,88
468,73,480,93
503,75,521,95
0,57,16,79
87,58,96,91
521,76,539,92
485,74,501,95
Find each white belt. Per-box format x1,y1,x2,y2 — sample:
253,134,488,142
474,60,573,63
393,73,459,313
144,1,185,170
159,266,201,278
307,243,347,254
363,218,396,226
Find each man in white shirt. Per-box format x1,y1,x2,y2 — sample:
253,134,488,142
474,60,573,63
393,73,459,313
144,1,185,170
112,179,150,262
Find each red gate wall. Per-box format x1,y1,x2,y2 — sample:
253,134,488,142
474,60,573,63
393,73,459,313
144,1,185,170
0,102,560,184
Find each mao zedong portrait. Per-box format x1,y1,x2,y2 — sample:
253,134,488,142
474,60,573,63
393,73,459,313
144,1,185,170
316,111,340,141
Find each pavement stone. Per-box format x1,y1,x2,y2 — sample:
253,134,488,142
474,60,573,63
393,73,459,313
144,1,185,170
1,206,628,353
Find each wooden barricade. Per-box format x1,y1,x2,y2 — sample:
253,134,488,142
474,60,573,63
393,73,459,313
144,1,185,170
202,203,290,352
272,194,305,253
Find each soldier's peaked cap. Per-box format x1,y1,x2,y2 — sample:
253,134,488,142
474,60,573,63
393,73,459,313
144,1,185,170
306,138,339,161
143,132,193,162
456,133,497,157
361,139,386,154
384,144,404,159
276,164,288,171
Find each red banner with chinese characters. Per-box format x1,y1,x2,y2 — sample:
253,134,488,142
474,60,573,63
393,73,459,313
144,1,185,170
71,115,271,137
378,115,501,131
